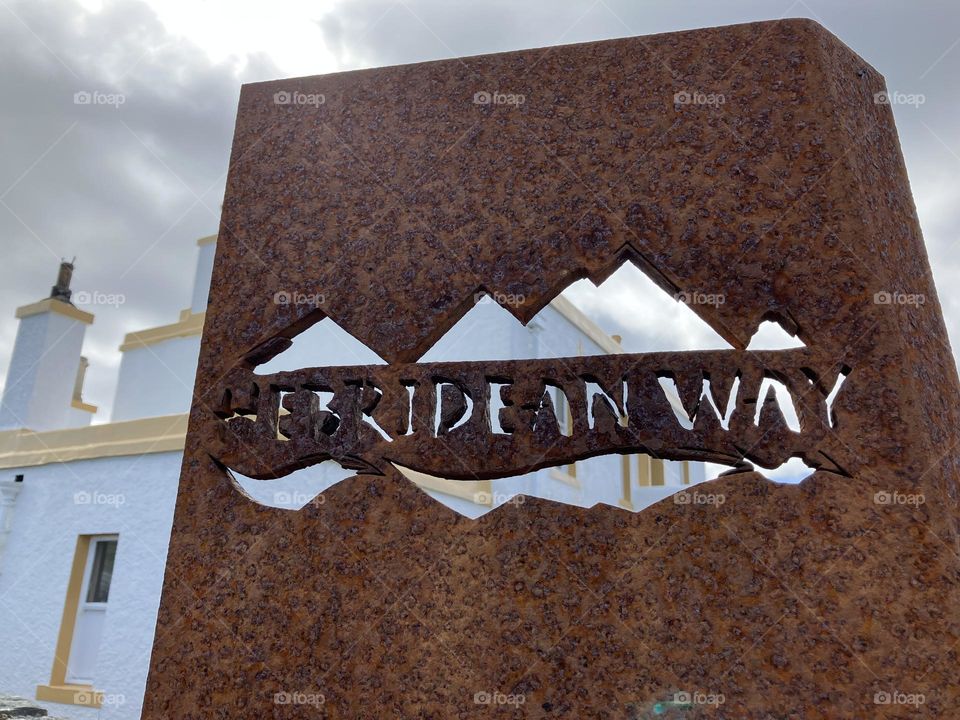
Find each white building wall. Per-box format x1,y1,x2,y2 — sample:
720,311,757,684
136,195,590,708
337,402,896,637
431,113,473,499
189,242,216,315
419,298,538,363
109,239,213,424
0,311,88,432
0,452,182,720
256,316,386,372
110,336,201,422
65,406,94,428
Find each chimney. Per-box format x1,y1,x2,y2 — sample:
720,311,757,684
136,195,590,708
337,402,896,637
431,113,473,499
50,258,75,303
0,260,94,431
189,235,217,315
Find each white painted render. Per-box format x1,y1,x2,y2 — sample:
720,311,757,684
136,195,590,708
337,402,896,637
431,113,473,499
189,241,216,316
0,310,90,432
110,335,201,422
0,452,182,720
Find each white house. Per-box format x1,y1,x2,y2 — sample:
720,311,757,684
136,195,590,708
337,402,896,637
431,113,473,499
0,236,705,719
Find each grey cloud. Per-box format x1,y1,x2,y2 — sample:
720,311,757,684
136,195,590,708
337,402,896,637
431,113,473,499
0,0,280,417
316,14,345,65
3,0,960,422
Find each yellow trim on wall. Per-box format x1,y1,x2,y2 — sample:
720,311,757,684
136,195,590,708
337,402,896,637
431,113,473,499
549,467,580,488
51,535,88,683
70,399,97,414
15,298,94,325
0,414,188,469
636,454,650,486
393,465,493,505
36,535,104,708
118,311,204,352
619,455,633,509
548,296,622,354
651,458,665,486
36,683,102,708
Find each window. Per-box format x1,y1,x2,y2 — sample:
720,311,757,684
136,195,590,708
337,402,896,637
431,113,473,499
85,540,116,603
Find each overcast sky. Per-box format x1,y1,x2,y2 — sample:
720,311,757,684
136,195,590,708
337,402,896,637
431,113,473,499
1,0,959,420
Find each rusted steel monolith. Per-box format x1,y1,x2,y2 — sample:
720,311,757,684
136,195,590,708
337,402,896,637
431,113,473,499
143,20,960,719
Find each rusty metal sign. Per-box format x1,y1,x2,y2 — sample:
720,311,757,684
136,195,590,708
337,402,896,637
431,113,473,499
143,19,960,719
214,349,853,480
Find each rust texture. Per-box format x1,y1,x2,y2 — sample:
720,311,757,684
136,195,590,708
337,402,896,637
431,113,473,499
143,19,960,719
213,349,856,480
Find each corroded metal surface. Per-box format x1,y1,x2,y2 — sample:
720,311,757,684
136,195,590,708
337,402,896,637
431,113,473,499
143,19,960,719
214,349,856,479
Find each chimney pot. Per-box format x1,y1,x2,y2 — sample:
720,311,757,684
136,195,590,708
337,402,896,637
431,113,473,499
50,259,75,303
